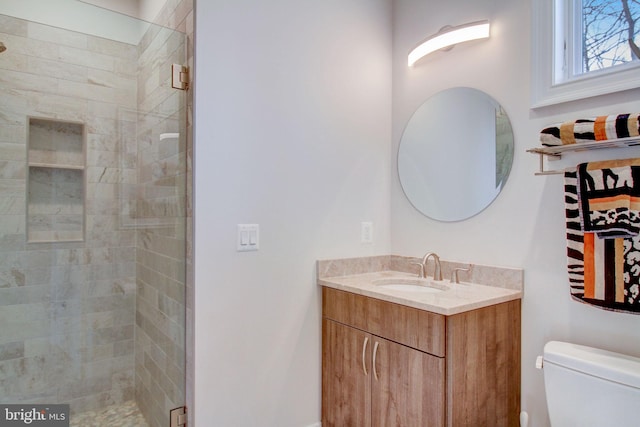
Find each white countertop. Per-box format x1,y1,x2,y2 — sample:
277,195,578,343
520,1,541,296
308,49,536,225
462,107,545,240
319,270,522,316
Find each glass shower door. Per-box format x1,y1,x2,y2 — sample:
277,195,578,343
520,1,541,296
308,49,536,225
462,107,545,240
0,3,188,426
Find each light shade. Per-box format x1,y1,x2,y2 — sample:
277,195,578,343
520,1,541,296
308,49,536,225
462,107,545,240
408,20,490,67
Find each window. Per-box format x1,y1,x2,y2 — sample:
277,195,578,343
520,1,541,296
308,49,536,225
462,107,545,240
532,0,640,107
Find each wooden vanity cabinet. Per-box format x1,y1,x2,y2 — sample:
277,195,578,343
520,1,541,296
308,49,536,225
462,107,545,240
323,319,372,426
322,287,521,427
322,319,445,427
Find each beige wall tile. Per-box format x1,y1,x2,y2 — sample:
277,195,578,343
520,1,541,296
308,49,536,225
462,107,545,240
28,22,87,49
0,2,192,422
87,36,137,60
0,15,28,37
59,46,114,72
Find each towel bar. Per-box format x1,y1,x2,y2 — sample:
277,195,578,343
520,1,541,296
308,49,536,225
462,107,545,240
527,136,640,175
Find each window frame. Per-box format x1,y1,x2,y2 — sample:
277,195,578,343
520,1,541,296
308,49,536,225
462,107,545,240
531,0,640,108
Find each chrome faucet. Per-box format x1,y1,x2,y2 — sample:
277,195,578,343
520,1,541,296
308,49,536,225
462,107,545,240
411,261,426,278
451,267,470,284
421,252,442,281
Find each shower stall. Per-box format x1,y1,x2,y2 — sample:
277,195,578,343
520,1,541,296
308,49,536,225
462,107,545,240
0,1,190,426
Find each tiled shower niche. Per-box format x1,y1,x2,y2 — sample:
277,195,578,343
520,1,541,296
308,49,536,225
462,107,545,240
27,118,85,242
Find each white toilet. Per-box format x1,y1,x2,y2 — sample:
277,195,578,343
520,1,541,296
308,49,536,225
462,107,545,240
538,340,640,427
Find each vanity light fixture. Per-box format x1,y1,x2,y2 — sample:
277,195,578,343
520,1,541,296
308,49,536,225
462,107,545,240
408,20,490,66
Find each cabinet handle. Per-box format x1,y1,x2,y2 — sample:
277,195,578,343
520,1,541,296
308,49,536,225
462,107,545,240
362,337,369,376
372,341,380,381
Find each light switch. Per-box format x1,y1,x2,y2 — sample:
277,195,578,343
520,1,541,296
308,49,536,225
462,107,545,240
237,224,259,251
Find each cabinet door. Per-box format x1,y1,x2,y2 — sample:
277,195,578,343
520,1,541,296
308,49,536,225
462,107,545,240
322,319,371,427
371,337,445,427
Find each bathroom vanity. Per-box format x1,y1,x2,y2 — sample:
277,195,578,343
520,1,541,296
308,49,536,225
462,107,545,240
318,256,522,427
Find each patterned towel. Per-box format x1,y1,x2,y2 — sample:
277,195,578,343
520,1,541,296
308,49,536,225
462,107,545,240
565,170,640,314
577,159,640,239
541,113,640,146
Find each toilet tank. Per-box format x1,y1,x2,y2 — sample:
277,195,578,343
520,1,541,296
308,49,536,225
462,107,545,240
542,341,640,427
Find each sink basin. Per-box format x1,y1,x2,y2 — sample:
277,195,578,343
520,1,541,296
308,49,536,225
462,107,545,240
372,278,446,293
379,283,443,293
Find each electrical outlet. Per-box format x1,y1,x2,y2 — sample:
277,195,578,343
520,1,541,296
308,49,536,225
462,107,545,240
361,222,373,244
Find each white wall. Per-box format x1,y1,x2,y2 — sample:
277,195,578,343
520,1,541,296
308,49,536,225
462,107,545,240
79,0,140,19
138,0,168,23
0,0,147,44
80,0,166,23
391,0,640,426
193,1,392,425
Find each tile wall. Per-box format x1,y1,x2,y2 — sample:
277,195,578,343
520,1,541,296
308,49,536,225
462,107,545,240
0,2,193,424
133,6,189,426
0,14,139,413
136,1,194,425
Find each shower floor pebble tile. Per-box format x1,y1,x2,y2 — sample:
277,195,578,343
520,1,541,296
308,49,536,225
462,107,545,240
70,400,148,427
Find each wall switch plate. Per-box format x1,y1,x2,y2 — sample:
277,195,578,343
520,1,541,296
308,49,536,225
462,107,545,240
361,222,373,244
237,224,259,251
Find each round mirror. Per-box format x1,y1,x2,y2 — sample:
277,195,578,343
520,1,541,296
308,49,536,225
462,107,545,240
398,87,513,222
